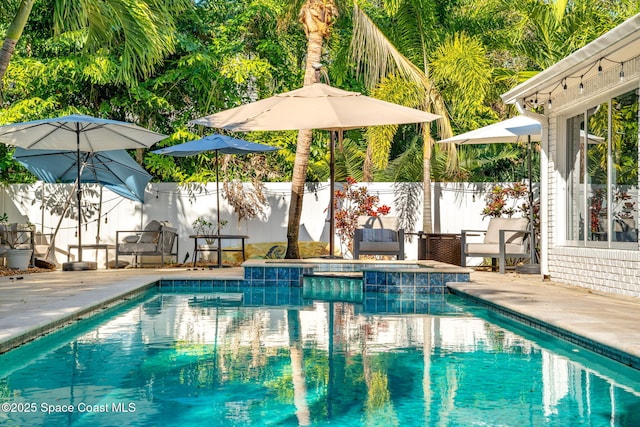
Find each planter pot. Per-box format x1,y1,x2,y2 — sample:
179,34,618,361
6,249,33,270
197,244,219,262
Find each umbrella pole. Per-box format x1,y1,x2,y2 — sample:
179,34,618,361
216,150,221,235
45,183,76,260
528,135,536,265
76,128,83,262
328,131,337,258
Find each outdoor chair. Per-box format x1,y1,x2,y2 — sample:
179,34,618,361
115,220,179,268
33,232,70,267
353,216,404,260
460,217,530,274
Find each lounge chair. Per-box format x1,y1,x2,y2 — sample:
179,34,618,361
461,217,530,274
353,216,404,260
115,220,178,267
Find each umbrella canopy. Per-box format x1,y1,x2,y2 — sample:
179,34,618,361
190,83,440,131
152,133,279,156
0,114,167,263
152,134,279,234
14,148,151,202
0,113,167,150
191,83,440,256
438,115,542,145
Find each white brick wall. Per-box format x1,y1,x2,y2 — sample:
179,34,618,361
549,246,640,297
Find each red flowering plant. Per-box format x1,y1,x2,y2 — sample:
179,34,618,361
333,177,391,255
482,182,530,218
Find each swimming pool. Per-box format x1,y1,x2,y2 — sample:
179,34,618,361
1,288,639,426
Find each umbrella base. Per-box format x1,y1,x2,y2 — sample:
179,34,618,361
515,263,540,275
62,261,98,271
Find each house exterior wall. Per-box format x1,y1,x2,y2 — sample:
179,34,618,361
549,246,640,296
543,64,640,297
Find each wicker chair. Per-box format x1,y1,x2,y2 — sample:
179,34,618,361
353,216,404,260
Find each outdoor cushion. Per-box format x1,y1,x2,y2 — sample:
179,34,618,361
123,234,140,243
139,220,162,243
118,242,158,253
484,217,528,244
465,242,528,255
358,241,402,252
362,228,397,242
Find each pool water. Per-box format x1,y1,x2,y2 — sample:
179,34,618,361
1,289,640,426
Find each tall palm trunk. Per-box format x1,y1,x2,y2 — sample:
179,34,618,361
0,0,35,99
286,0,338,258
422,133,433,233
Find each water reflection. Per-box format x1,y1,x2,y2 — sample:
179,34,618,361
1,291,640,426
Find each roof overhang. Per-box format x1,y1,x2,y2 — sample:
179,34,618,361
501,13,640,109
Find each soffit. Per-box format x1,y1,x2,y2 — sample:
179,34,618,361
501,13,640,109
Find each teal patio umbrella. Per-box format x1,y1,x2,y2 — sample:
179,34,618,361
152,133,279,234
14,148,151,202
0,114,166,263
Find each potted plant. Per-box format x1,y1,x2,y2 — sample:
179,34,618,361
0,213,34,270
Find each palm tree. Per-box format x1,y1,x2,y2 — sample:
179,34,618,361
285,0,456,258
285,0,339,258
0,0,34,89
0,0,189,94
351,2,455,234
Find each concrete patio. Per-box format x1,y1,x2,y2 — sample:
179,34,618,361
1,267,639,370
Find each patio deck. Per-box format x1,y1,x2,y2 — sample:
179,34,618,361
1,267,639,369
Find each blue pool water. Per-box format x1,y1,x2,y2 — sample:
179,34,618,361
1,288,640,426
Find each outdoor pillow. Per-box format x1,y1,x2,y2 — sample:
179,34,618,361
139,220,162,243
123,235,140,243
361,228,397,242
484,217,528,244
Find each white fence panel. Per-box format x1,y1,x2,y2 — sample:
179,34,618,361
0,181,529,267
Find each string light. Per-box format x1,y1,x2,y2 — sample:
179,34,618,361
597,59,603,76
523,54,637,107
579,75,584,94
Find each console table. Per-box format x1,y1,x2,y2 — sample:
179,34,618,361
189,234,249,268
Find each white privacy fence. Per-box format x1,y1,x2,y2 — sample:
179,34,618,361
0,181,529,266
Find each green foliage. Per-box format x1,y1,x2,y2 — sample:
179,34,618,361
430,32,494,129
0,0,635,190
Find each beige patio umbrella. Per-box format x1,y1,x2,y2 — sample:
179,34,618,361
191,82,440,256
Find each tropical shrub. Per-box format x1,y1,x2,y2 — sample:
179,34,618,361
333,177,391,252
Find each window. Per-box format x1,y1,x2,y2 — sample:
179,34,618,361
566,89,639,246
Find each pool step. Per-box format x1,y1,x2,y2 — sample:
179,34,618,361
305,271,362,279
302,275,363,303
